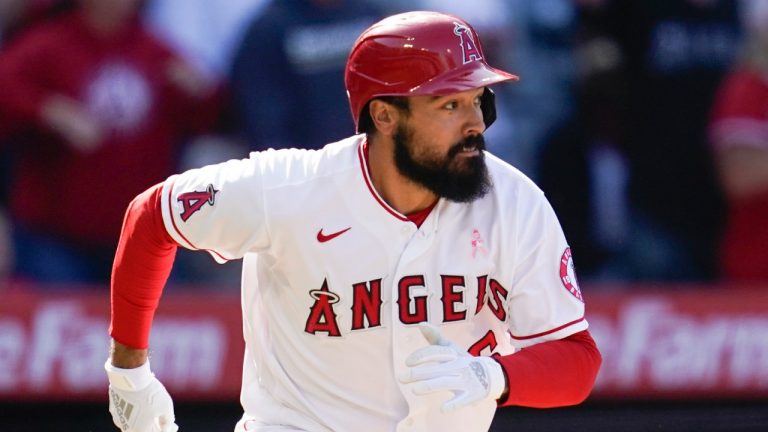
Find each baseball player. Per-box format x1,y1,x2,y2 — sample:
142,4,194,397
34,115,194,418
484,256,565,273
105,11,601,432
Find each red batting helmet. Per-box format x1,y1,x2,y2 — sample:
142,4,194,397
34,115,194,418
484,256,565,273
345,11,518,132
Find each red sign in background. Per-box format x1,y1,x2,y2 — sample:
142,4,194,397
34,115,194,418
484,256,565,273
586,284,768,400
0,285,244,401
1,283,767,401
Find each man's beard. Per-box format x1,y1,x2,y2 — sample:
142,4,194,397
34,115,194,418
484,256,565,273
393,124,491,202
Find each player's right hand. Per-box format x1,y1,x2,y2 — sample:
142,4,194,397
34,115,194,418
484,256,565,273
105,359,179,432
398,323,507,413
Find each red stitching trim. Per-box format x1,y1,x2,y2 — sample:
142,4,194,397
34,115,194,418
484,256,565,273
510,316,585,340
358,140,408,221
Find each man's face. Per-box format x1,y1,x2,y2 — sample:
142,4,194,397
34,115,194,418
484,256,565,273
392,88,491,202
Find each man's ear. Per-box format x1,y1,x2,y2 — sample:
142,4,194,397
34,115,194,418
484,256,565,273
369,99,399,135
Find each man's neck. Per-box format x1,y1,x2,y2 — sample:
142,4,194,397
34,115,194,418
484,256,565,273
366,136,437,216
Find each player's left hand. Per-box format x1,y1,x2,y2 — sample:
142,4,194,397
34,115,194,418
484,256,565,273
398,323,507,412
105,360,179,432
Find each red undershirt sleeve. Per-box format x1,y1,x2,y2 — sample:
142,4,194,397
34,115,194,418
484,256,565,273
496,329,602,408
109,183,178,349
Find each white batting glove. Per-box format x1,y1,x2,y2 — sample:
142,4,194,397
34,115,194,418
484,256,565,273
105,359,179,432
398,323,507,413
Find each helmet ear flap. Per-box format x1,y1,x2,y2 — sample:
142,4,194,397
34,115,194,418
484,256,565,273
480,87,497,129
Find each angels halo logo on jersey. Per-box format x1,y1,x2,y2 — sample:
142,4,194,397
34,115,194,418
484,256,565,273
453,22,482,64
559,247,583,302
177,183,218,222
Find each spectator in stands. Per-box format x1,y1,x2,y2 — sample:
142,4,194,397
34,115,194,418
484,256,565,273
540,0,743,282
487,0,580,180
142,0,273,287
0,0,220,284
539,0,630,281
229,0,383,151
1,0,68,286
708,0,768,281
611,0,740,281
144,0,270,86
545,0,740,282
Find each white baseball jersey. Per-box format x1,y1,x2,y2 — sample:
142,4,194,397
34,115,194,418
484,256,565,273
159,135,587,432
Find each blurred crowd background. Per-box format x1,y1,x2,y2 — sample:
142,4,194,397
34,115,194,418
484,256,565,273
0,0,766,289
3,1,768,431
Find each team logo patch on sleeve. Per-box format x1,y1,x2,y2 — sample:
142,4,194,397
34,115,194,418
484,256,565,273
177,184,218,222
559,247,583,301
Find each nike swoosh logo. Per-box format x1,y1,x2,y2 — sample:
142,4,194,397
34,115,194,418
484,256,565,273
317,227,351,243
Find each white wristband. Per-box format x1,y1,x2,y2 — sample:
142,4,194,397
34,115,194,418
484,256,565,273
105,359,154,392
487,358,507,400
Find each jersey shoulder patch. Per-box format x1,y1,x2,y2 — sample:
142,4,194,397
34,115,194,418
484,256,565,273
559,247,583,302
177,183,218,222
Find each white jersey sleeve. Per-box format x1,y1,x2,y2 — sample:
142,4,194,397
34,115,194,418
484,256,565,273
506,186,587,349
159,153,270,263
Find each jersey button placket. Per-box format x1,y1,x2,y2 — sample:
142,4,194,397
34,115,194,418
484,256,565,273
391,222,423,429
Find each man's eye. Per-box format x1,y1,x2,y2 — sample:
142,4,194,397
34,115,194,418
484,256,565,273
444,101,457,110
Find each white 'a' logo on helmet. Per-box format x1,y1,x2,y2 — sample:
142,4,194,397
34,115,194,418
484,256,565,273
453,22,482,64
